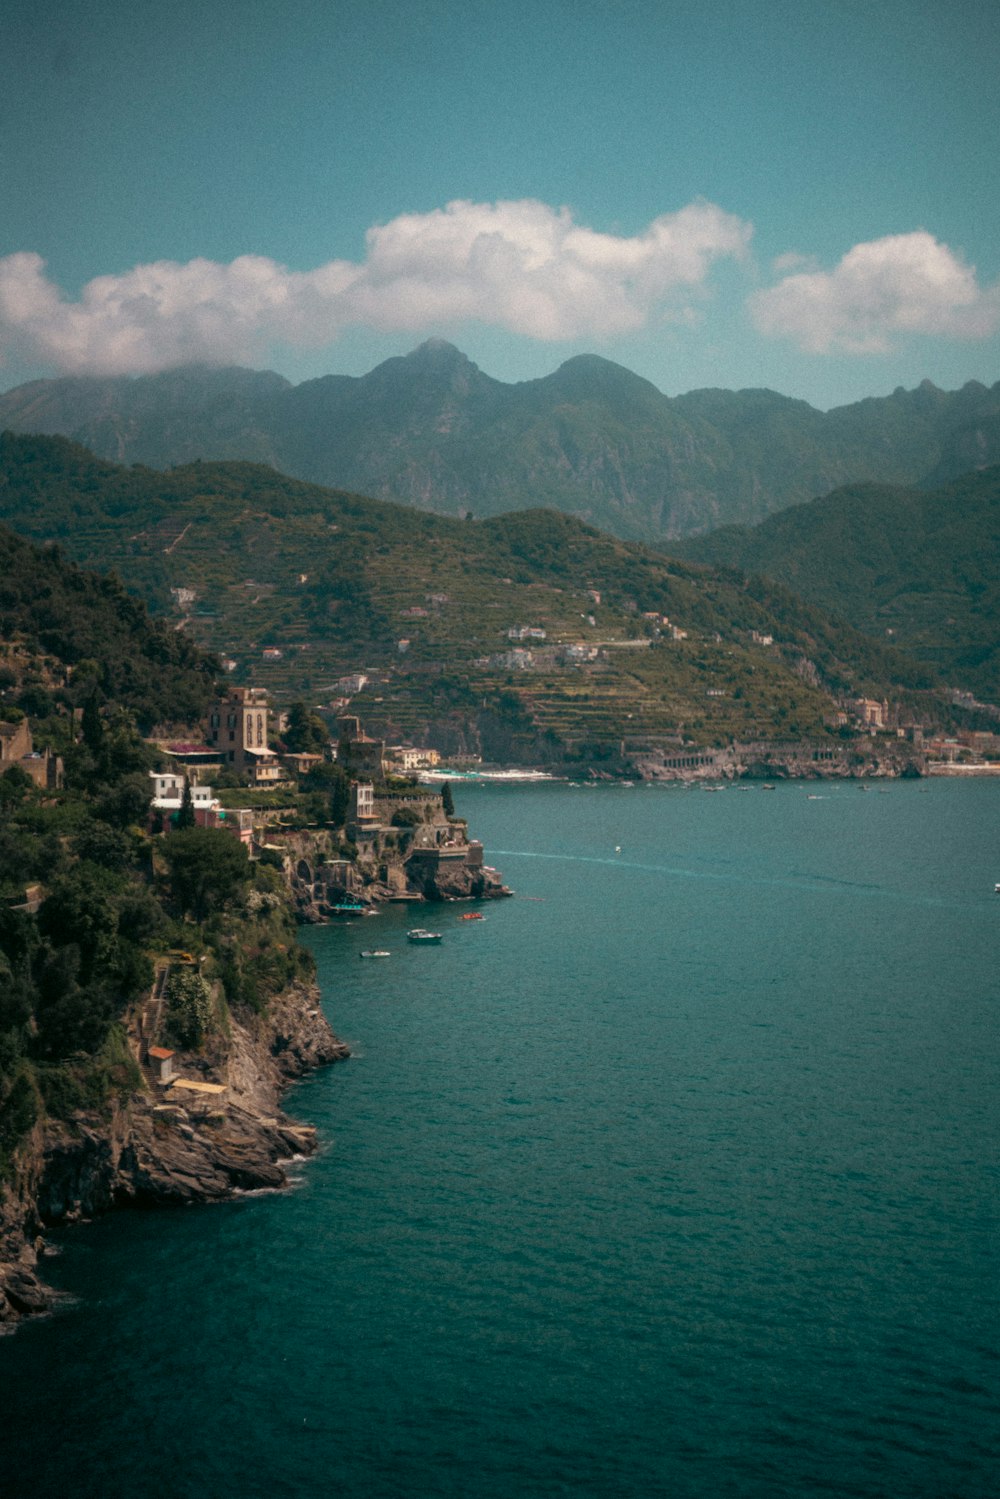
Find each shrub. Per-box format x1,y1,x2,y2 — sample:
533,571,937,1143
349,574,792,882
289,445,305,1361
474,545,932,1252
391,806,421,828
0,1068,39,1178
164,966,213,1049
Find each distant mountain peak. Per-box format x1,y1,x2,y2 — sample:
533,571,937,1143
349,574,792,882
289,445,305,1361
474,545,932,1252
404,338,472,367
542,352,663,402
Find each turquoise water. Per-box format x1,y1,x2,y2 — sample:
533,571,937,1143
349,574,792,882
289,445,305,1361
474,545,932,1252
3,779,998,1497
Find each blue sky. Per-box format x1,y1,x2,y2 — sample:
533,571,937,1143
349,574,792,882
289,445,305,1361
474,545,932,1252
2,0,998,407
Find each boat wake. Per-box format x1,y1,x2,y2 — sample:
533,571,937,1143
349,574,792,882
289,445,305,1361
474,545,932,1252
488,847,961,906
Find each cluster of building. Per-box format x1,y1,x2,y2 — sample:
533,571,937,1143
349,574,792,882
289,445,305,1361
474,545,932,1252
148,690,444,843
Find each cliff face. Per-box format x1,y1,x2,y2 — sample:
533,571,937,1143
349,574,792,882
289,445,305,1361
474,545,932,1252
0,981,347,1334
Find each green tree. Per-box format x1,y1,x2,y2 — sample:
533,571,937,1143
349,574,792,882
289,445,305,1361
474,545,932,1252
0,764,33,809
441,780,455,818
164,967,213,1049
73,819,133,870
176,778,196,829
391,805,421,828
283,701,328,754
0,1069,39,1176
38,864,124,986
33,943,116,1058
330,767,350,827
81,690,103,754
98,772,154,830
164,827,251,921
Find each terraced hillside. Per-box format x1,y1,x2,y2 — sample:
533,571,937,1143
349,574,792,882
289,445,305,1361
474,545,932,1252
0,435,944,760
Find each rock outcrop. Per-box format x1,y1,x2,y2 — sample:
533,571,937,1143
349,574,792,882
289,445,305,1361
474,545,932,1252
278,818,512,919
0,981,347,1334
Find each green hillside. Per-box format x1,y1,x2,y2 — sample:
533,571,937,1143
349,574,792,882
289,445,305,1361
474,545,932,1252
0,522,218,729
0,434,948,759
674,467,1000,701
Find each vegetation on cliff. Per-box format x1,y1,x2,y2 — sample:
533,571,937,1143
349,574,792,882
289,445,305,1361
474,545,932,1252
0,534,311,1187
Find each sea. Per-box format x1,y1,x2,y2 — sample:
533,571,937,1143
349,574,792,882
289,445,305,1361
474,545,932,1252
2,777,998,1498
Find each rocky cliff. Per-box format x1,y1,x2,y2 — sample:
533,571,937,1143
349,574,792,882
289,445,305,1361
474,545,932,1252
0,981,347,1333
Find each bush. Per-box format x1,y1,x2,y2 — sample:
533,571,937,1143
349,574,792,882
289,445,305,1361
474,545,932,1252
391,806,421,827
164,966,213,1049
164,827,251,920
0,1068,39,1176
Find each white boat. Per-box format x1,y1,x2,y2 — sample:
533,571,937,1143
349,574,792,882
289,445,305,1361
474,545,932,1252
360,950,391,958
407,928,443,944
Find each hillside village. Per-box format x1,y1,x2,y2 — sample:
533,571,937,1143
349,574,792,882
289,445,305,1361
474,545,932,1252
146,688,509,917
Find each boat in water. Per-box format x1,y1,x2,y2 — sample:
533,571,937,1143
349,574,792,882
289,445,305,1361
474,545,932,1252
407,928,443,943
360,950,391,959
459,912,485,921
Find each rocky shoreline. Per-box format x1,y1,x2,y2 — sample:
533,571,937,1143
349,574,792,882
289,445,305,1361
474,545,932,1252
0,981,347,1334
588,739,928,782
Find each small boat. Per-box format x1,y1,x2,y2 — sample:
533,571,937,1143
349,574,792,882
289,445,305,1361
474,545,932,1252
459,912,485,921
407,928,443,943
360,950,391,959
330,902,368,917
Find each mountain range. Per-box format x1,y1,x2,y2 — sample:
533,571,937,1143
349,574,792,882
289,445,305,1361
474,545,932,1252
2,343,998,543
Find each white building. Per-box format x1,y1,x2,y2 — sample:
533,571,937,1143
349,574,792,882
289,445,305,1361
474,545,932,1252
335,673,368,696
149,772,220,812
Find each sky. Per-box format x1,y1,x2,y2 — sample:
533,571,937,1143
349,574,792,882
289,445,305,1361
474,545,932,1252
2,0,999,408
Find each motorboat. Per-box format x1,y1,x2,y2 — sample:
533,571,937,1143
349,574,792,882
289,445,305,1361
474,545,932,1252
407,929,443,943
360,950,391,958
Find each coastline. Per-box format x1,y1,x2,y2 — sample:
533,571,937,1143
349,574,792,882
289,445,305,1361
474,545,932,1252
426,747,930,784
0,980,348,1334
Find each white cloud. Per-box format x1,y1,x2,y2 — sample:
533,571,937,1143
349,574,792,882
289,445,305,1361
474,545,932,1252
749,232,1000,354
0,199,751,376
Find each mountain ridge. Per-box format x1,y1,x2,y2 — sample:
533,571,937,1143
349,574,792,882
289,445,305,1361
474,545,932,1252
1,345,998,541
674,466,1000,699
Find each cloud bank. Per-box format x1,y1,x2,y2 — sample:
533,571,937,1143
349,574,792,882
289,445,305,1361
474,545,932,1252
750,232,1000,354
0,199,750,376
3,208,994,379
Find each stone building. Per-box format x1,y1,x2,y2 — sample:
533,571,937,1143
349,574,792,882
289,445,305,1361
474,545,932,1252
208,687,281,781
336,715,385,778
0,717,63,790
